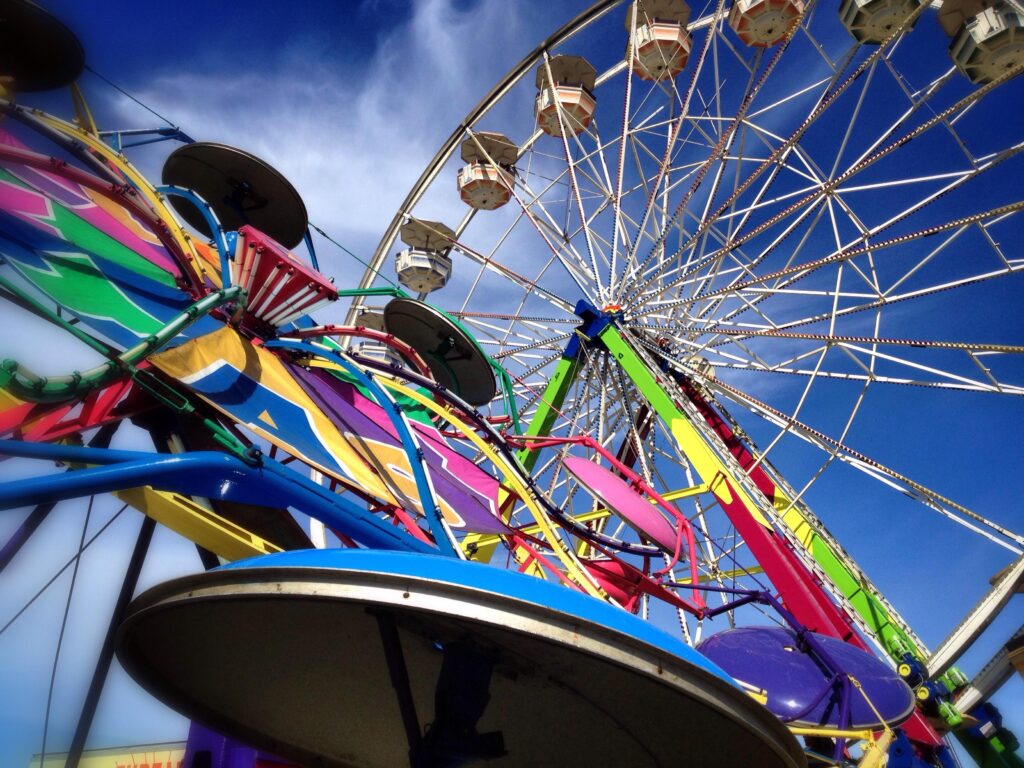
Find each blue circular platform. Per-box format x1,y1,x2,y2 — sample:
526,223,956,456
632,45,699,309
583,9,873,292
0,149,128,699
118,549,806,768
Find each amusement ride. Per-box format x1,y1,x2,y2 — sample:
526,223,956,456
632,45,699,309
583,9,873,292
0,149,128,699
0,0,1022,766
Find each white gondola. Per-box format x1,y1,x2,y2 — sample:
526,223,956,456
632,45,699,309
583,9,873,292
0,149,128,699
351,311,403,367
626,0,692,81
839,0,920,44
457,131,517,211
535,55,597,138
728,0,805,47
395,219,455,294
949,3,1024,84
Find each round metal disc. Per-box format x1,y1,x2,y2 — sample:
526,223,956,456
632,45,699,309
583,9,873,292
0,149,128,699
698,627,915,729
399,219,456,250
625,0,692,30
937,0,988,36
460,131,518,166
161,142,308,249
563,455,679,552
384,297,497,405
0,0,84,92
117,549,805,768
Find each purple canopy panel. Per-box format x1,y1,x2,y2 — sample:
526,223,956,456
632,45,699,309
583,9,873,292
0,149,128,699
183,721,294,768
697,626,915,729
562,456,678,552
292,365,507,534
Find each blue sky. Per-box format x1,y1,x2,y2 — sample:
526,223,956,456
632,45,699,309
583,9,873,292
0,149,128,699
0,0,1022,764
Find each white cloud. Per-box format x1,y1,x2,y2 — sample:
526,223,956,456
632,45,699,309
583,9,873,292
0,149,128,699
113,0,541,264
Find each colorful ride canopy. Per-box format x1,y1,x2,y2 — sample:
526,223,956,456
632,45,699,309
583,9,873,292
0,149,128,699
150,326,504,533
0,130,220,349
0,121,503,535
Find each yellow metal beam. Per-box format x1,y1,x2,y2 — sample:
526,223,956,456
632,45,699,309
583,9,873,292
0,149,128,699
469,482,711,551
673,566,764,584
114,486,281,561
787,726,877,740
68,448,281,561
661,483,711,502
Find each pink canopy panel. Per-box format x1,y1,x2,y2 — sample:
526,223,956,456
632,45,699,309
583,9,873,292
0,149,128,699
562,456,679,553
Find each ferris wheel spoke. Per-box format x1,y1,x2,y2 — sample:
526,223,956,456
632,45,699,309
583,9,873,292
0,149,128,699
567,355,604,437
617,0,728,288
453,202,531,315
744,253,1020,333
621,26,804,298
624,104,838,300
849,64,962,170
755,73,1024,275
455,313,565,353
629,141,825,304
729,284,838,468
624,10,956,301
633,186,1024,334
443,231,580,314
507,164,610,298
680,181,833,322
608,5,641,296
709,358,1024,395
509,356,569,426
680,271,1014,351
540,55,608,298
675,327,1024,390
734,203,1015,320
694,44,770,225
699,133,830,260
489,333,576,361
643,207,828,334
683,201,785,299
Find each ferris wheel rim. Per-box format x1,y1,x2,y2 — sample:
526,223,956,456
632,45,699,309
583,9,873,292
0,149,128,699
347,0,740,318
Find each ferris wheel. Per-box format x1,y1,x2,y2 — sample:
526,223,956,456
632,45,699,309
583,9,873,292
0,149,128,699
350,0,1024,760
0,0,1022,766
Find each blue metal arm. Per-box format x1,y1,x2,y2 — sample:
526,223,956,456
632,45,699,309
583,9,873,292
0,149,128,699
156,184,232,288
0,439,434,554
303,229,320,272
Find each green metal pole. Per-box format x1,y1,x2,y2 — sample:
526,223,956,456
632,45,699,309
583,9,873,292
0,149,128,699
463,351,581,562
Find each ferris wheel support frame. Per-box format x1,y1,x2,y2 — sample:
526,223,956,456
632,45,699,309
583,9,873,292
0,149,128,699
353,3,1010,731
470,300,949,749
